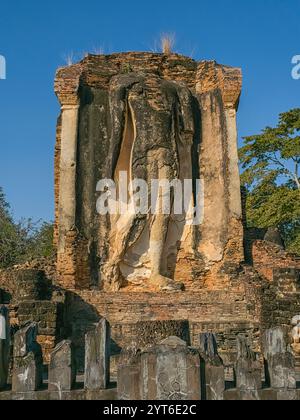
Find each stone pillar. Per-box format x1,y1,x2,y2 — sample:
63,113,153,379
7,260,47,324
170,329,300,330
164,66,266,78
199,333,225,400
142,336,201,400
48,340,76,392
0,306,10,390
117,337,201,400
117,347,142,400
235,337,261,400
84,319,110,390
12,323,43,393
263,327,296,391
17,300,62,365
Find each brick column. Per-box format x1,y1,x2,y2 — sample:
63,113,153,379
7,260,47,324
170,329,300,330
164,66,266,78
196,62,244,269
58,105,79,253
54,66,81,289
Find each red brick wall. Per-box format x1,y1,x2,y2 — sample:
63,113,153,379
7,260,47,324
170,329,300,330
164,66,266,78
252,240,300,281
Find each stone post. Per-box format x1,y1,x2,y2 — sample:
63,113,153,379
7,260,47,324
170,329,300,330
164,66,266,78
235,337,261,400
12,323,43,393
141,336,201,400
199,333,225,400
48,340,76,393
0,306,10,390
84,318,110,390
117,347,142,400
117,336,201,400
263,327,296,399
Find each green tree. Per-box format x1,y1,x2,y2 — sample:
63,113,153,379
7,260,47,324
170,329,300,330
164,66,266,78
0,187,11,220
0,187,24,267
25,221,54,260
0,187,54,268
239,108,300,254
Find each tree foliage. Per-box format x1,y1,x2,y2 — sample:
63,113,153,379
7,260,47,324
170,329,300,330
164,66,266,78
239,108,300,254
0,187,54,269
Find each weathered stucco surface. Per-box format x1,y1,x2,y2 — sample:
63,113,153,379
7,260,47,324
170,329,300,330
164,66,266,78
54,52,244,291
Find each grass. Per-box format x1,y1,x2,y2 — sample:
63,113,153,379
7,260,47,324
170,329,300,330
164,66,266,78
160,33,176,55
63,52,76,66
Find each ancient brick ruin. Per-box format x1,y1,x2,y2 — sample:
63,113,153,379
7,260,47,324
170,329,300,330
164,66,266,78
0,52,300,400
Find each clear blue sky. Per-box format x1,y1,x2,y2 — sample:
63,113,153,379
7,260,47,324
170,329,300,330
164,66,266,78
0,0,299,221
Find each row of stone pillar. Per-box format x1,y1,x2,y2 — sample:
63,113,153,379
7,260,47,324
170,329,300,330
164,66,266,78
0,308,110,394
49,317,110,393
0,307,298,399
118,328,298,400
